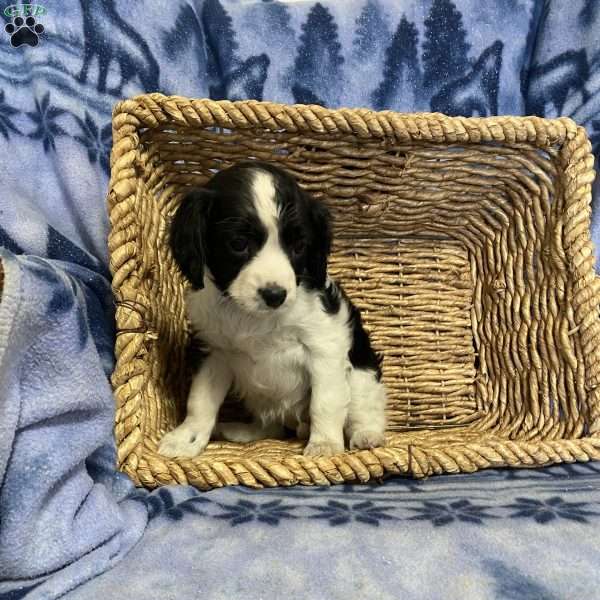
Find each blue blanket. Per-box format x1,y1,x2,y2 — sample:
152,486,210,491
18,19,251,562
1,1,600,598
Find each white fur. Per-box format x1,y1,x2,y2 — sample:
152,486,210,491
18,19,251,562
346,369,387,449
158,169,386,459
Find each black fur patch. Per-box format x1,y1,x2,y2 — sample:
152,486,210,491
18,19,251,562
322,280,383,379
169,188,214,290
169,169,268,292
204,165,268,292
319,281,341,314
347,298,383,381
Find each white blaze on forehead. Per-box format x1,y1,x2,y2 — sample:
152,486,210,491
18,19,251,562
252,169,279,232
224,167,297,312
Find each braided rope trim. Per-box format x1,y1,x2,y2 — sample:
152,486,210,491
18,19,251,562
107,94,600,489
112,93,580,148
557,130,600,433
130,437,600,490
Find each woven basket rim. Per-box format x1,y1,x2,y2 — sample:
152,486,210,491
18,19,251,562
108,94,600,490
111,93,581,150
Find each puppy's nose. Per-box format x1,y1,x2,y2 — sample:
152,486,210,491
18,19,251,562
259,285,287,308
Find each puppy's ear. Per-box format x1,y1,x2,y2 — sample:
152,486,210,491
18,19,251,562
306,193,332,289
169,188,214,289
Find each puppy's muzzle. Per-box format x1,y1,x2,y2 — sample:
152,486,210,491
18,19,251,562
259,285,287,309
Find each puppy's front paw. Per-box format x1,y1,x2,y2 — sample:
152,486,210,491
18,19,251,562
303,439,344,457
349,429,385,450
158,421,210,458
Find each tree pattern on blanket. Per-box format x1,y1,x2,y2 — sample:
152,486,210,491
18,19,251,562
353,0,390,62
292,3,344,107
372,15,420,110
0,0,596,177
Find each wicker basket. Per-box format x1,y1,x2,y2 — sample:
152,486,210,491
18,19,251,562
108,93,600,490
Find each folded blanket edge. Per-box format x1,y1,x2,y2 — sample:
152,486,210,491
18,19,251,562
0,250,23,489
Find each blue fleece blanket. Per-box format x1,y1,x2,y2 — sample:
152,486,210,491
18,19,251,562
1,1,600,598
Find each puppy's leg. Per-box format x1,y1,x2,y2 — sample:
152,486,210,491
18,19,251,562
284,409,309,440
303,359,349,457
346,369,386,450
213,421,285,443
158,353,232,458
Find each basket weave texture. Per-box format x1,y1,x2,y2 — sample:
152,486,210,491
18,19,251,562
108,93,600,490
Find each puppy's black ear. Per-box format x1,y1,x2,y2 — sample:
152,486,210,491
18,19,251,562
306,194,332,289
169,188,214,289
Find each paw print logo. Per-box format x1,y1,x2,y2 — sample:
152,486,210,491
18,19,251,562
5,16,44,47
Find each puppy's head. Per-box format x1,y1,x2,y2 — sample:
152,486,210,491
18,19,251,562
170,161,332,313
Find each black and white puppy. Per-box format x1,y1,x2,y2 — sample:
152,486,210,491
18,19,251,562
159,161,386,458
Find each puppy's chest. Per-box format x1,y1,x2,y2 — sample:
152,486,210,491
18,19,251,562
196,312,308,395
228,334,308,393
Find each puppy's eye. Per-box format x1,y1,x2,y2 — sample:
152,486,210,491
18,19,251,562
229,237,249,253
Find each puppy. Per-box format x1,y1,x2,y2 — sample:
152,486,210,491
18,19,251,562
159,161,386,458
